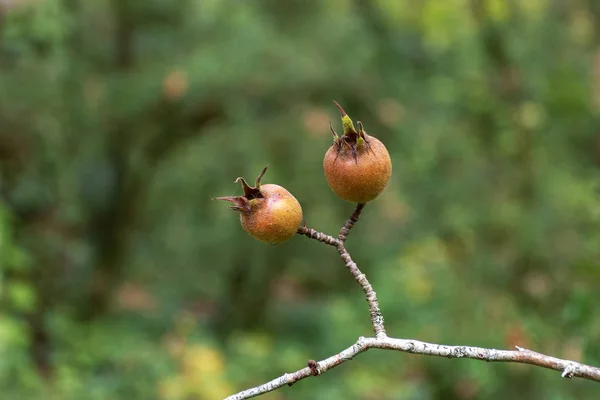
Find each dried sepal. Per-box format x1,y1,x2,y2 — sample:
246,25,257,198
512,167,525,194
234,177,256,198
214,166,272,212
231,165,270,201
329,122,340,145
213,195,251,213
255,165,269,188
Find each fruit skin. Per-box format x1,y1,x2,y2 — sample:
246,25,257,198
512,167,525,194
323,102,392,203
214,167,303,244
324,134,391,203
240,183,302,244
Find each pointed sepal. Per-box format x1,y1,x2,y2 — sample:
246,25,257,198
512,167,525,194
329,122,342,151
213,196,252,213
234,177,254,198
356,121,366,148
255,165,269,188
214,166,271,212
333,100,356,136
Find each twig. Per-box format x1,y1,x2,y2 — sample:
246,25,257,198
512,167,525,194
338,203,365,242
230,205,600,400
336,243,386,338
224,336,600,400
297,226,339,247
297,204,385,337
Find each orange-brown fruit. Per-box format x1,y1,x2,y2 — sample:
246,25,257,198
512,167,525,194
323,101,392,203
214,166,303,244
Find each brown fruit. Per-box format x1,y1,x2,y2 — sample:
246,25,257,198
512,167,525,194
323,101,392,203
214,166,303,244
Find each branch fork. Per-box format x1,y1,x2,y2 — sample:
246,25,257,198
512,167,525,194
225,203,600,400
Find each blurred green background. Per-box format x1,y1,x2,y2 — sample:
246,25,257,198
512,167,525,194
1,0,600,399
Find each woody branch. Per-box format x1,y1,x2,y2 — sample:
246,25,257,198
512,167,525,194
297,203,385,337
224,335,600,400
226,204,600,400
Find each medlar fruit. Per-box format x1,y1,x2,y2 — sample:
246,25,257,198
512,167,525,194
214,166,303,244
323,101,392,203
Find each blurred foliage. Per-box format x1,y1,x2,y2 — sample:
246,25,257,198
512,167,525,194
1,0,600,399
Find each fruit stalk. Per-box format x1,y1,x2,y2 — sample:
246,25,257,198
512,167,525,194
338,203,366,243
336,241,386,338
298,203,386,338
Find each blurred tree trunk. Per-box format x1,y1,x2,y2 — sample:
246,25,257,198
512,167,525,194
80,0,136,319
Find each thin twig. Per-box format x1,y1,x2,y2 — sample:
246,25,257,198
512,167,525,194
235,205,600,400
338,203,366,242
297,209,385,337
335,203,385,337
297,226,339,247
224,336,600,400
336,243,386,337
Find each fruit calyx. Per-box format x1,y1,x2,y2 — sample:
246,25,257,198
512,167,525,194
214,165,269,213
330,101,372,163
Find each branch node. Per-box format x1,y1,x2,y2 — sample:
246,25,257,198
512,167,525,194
562,363,578,379
354,336,371,353
307,359,320,376
376,332,388,340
